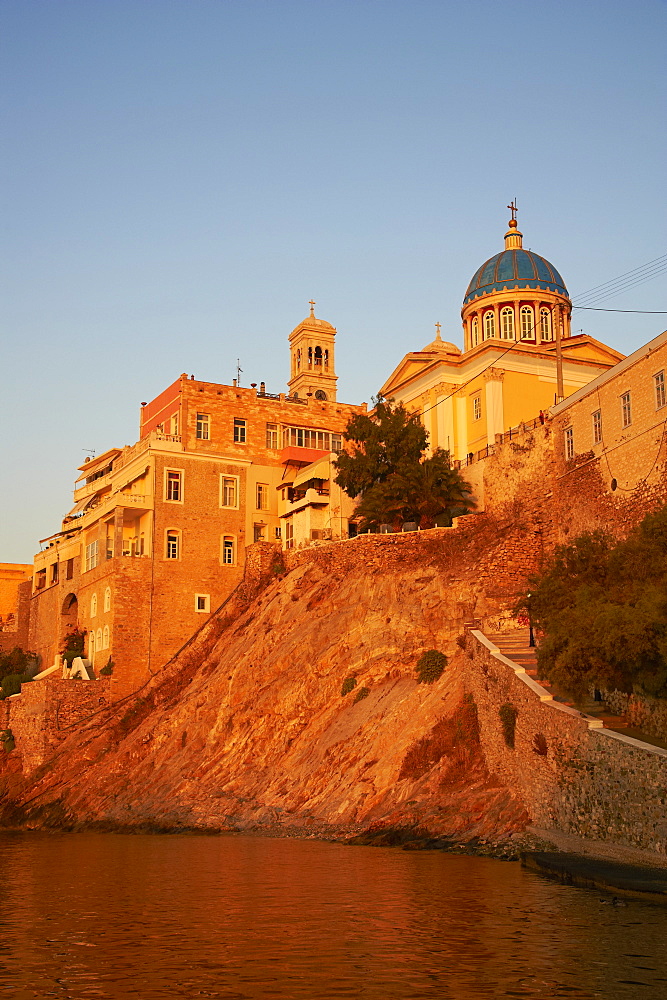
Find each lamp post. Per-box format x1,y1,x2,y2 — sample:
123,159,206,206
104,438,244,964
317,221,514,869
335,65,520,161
527,591,535,647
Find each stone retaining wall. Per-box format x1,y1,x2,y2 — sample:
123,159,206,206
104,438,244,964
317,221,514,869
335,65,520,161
465,630,667,854
596,687,667,743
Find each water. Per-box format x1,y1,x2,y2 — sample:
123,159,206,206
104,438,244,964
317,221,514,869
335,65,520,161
0,833,665,999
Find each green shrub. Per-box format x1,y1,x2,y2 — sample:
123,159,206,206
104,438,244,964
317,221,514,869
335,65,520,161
61,627,86,666
341,676,357,697
0,647,36,681
499,703,518,749
1,674,23,699
99,658,114,676
415,650,447,685
353,686,370,704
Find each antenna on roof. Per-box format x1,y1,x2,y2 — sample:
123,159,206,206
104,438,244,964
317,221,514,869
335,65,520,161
236,359,243,386
83,448,96,459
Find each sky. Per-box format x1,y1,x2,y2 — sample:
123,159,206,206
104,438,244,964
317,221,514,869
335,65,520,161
2,0,666,563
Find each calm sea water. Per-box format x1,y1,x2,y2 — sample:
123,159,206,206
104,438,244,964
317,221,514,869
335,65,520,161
0,832,665,999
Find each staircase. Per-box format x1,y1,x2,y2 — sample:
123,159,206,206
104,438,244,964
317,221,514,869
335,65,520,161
491,628,630,733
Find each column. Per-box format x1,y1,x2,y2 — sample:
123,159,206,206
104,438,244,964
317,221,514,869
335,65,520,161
484,369,505,446
455,391,468,461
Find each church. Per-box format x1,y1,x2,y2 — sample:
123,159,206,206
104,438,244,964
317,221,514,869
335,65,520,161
380,208,623,461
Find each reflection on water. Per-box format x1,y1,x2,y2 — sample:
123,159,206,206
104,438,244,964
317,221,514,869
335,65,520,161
0,832,665,999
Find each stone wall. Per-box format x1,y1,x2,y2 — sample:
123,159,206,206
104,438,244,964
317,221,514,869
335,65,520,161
464,630,667,854
2,676,111,774
595,687,667,743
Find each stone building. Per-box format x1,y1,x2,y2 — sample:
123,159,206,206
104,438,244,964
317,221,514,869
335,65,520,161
28,309,366,696
0,563,32,653
549,328,667,537
380,209,623,460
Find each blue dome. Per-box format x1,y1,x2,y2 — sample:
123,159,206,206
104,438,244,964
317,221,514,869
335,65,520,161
463,248,568,306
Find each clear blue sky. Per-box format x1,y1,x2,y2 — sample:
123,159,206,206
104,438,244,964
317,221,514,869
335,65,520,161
2,0,666,562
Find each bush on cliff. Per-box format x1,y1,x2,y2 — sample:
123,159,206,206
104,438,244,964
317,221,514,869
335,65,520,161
499,703,518,748
415,650,447,684
517,504,667,698
0,674,23,699
334,397,475,530
0,647,36,682
341,676,357,696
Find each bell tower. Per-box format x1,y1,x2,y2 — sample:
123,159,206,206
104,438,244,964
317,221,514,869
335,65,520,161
287,301,338,402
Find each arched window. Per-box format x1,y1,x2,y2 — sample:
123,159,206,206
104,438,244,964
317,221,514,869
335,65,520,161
102,625,110,649
520,306,534,339
96,628,103,654
314,346,323,367
307,346,313,368
89,630,95,661
324,349,329,370
166,530,180,560
484,311,495,340
472,318,479,346
540,308,552,341
90,593,97,618
296,349,301,370
500,307,515,340
104,587,111,613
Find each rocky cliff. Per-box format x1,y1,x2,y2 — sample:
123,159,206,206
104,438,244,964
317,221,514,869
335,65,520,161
0,518,539,840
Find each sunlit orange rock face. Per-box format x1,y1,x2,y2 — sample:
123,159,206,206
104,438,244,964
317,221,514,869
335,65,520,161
2,523,534,840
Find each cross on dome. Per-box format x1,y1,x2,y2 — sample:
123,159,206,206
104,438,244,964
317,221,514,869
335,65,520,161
308,299,316,317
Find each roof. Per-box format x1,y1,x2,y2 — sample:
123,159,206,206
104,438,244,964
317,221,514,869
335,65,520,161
463,248,568,305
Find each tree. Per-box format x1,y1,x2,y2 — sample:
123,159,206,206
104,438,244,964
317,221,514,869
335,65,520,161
516,505,667,698
334,397,475,530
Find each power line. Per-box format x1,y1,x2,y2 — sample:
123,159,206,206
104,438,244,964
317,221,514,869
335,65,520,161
573,306,667,314
572,253,667,301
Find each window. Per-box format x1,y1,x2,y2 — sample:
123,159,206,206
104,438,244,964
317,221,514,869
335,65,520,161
253,524,265,542
472,318,479,346
196,413,210,440
90,593,98,618
50,563,58,584
500,307,515,340
621,391,632,428
234,418,246,443
275,526,281,540
281,427,342,453
540,308,553,341
66,558,74,580
655,371,666,410
520,306,534,339
285,521,294,549
171,412,180,436
165,470,183,502
314,389,328,400
256,483,269,511
473,396,482,420
166,530,180,560
35,569,46,591
564,426,574,460
195,594,210,613
220,476,238,508
222,536,235,565
592,410,602,444
104,587,111,613
96,628,103,653
89,631,95,660
266,422,279,449
484,311,495,340
85,540,99,572
102,625,110,649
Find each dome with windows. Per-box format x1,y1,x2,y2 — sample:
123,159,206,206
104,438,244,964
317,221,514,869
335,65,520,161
463,247,568,306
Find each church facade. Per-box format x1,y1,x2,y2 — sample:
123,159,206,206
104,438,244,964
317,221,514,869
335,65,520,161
380,212,623,461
